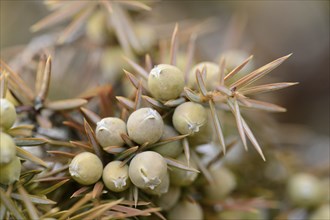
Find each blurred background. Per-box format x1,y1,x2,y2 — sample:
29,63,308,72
1,0,328,165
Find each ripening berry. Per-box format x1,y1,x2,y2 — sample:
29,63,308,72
188,62,220,90
142,172,169,196
148,64,185,101
172,102,207,135
204,166,236,200
287,173,323,207
168,200,204,220
152,125,183,158
169,154,199,186
0,98,17,129
96,117,127,148
128,151,168,191
127,108,164,145
0,132,16,165
0,156,21,185
102,161,131,192
157,186,181,211
69,152,103,185
86,10,110,45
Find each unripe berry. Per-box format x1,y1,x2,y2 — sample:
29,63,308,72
0,156,21,185
152,125,183,158
142,172,169,196
172,102,207,135
169,154,198,186
0,98,17,129
167,200,204,220
148,64,184,101
221,49,254,73
134,23,156,52
102,161,130,192
157,186,181,211
127,108,164,145
69,152,103,185
128,151,168,191
96,117,127,148
0,132,16,165
188,113,213,146
86,10,110,45
217,210,263,220
188,62,220,90
287,173,323,207
204,166,236,200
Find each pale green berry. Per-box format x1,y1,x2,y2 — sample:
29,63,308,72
127,108,164,145
0,98,17,129
309,204,330,220
128,151,168,191
157,186,181,211
148,64,185,101
102,161,130,192
101,47,132,83
188,112,213,146
221,49,254,73
220,49,255,85
69,152,103,185
134,23,156,52
86,10,110,45
217,210,264,220
188,62,220,90
168,200,204,220
169,154,199,186
152,125,183,158
172,102,207,135
0,132,16,165
164,52,191,72
0,156,21,185
287,173,323,207
204,166,236,200
142,172,169,196
96,117,127,148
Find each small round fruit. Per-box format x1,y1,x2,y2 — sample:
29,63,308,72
167,200,204,220
287,173,323,207
221,49,254,73
0,98,17,129
69,152,103,185
157,186,181,211
169,154,199,186
0,132,16,165
134,23,156,52
188,62,220,90
101,47,131,83
188,113,213,146
128,151,167,191
86,10,110,45
102,161,130,192
310,204,330,220
204,166,236,200
0,156,21,185
172,102,207,135
217,210,263,220
142,172,169,196
152,125,183,158
127,108,164,145
96,117,127,148
220,49,254,85
148,64,184,101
